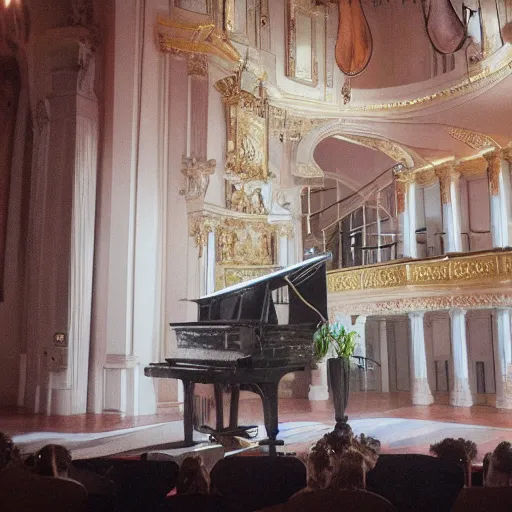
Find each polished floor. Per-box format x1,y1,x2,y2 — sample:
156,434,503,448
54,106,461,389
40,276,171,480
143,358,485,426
3,392,512,462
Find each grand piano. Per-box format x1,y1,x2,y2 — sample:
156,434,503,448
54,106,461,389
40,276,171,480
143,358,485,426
144,253,331,455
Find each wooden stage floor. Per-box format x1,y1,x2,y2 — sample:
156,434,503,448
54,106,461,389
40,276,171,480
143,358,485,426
3,393,512,462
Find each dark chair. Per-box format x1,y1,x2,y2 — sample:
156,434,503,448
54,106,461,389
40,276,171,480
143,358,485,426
366,454,464,512
161,493,244,511
0,464,88,512
279,489,396,511
210,456,307,511
451,486,512,512
73,457,179,512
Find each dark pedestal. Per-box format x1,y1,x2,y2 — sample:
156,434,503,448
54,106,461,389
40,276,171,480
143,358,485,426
328,357,351,429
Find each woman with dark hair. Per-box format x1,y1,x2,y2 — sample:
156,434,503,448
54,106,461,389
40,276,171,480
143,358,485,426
35,444,73,478
429,437,477,487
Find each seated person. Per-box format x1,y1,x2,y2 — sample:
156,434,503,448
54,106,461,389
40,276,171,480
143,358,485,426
430,437,477,487
35,444,73,478
485,441,512,487
0,432,21,470
175,456,210,495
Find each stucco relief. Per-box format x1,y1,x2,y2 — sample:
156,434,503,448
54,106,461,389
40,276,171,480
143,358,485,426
328,251,512,293
329,294,512,317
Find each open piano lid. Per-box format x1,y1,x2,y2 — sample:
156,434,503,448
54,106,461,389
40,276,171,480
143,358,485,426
191,253,332,325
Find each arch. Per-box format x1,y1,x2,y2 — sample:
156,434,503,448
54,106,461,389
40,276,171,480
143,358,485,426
294,119,421,179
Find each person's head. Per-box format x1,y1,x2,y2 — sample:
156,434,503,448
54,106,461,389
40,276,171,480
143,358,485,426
430,437,477,486
0,432,20,470
486,441,512,487
35,444,72,478
329,449,368,491
176,456,210,495
306,441,332,491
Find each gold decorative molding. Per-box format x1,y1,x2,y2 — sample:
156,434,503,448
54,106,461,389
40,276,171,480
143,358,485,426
484,150,501,196
434,162,458,204
268,105,327,142
156,15,241,67
346,46,512,113
455,155,489,179
341,135,415,168
328,250,512,294
447,127,498,151
329,293,512,317
188,212,292,261
187,53,208,76
217,265,280,290
214,75,269,182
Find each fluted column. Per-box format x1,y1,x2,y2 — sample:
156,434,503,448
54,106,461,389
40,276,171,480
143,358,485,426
494,308,512,409
397,173,418,258
485,150,511,248
408,312,434,405
308,361,329,401
379,318,389,393
435,162,462,253
449,308,473,407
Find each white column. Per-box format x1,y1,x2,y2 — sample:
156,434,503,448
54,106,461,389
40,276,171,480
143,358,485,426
379,318,390,393
398,176,418,258
436,164,462,253
449,308,473,407
308,361,330,401
494,308,512,409
486,151,511,248
408,312,434,405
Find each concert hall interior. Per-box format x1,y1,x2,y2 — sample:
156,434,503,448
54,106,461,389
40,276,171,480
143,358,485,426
2,0,512,510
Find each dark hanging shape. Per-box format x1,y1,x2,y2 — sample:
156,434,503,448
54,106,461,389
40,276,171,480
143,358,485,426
335,0,373,76
423,0,466,54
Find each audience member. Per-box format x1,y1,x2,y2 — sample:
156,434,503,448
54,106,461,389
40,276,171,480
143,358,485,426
35,444,73,478
329,449,368,491
485,441,512,487
304,442,332,492
430,437,477,486
176,456,210,495
0,432,21,470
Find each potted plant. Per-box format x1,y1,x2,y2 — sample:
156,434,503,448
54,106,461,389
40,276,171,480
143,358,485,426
313,321,358,429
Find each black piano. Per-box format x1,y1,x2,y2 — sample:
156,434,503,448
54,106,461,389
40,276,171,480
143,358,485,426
144,253,331,455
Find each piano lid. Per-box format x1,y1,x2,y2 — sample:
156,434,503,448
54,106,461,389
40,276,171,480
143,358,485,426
191,253,332,325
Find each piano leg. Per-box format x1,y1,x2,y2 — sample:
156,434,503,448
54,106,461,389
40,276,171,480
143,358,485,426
214,383,224,431
229,384,240,430
183,380,195,446
256,382,284,456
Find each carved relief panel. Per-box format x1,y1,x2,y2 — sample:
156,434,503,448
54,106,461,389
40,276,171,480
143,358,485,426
285,0,319,86
215,77,269,182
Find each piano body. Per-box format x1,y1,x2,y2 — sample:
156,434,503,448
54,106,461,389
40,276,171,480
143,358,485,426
144,253,330,455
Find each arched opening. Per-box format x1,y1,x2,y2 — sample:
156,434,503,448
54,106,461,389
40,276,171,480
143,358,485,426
302,135,403,269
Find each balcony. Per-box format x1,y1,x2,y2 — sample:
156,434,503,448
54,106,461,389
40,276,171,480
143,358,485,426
327,248,512,317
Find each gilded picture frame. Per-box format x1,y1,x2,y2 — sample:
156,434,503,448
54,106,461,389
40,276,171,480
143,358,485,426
285,0,319,87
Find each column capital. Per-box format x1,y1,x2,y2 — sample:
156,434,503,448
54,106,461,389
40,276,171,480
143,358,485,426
502,145,512,163
408,310,425,320
449,307,467,318
483,149,501,196
435,162,459,205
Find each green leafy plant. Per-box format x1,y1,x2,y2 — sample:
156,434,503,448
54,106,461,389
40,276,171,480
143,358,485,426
313,322,358,361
